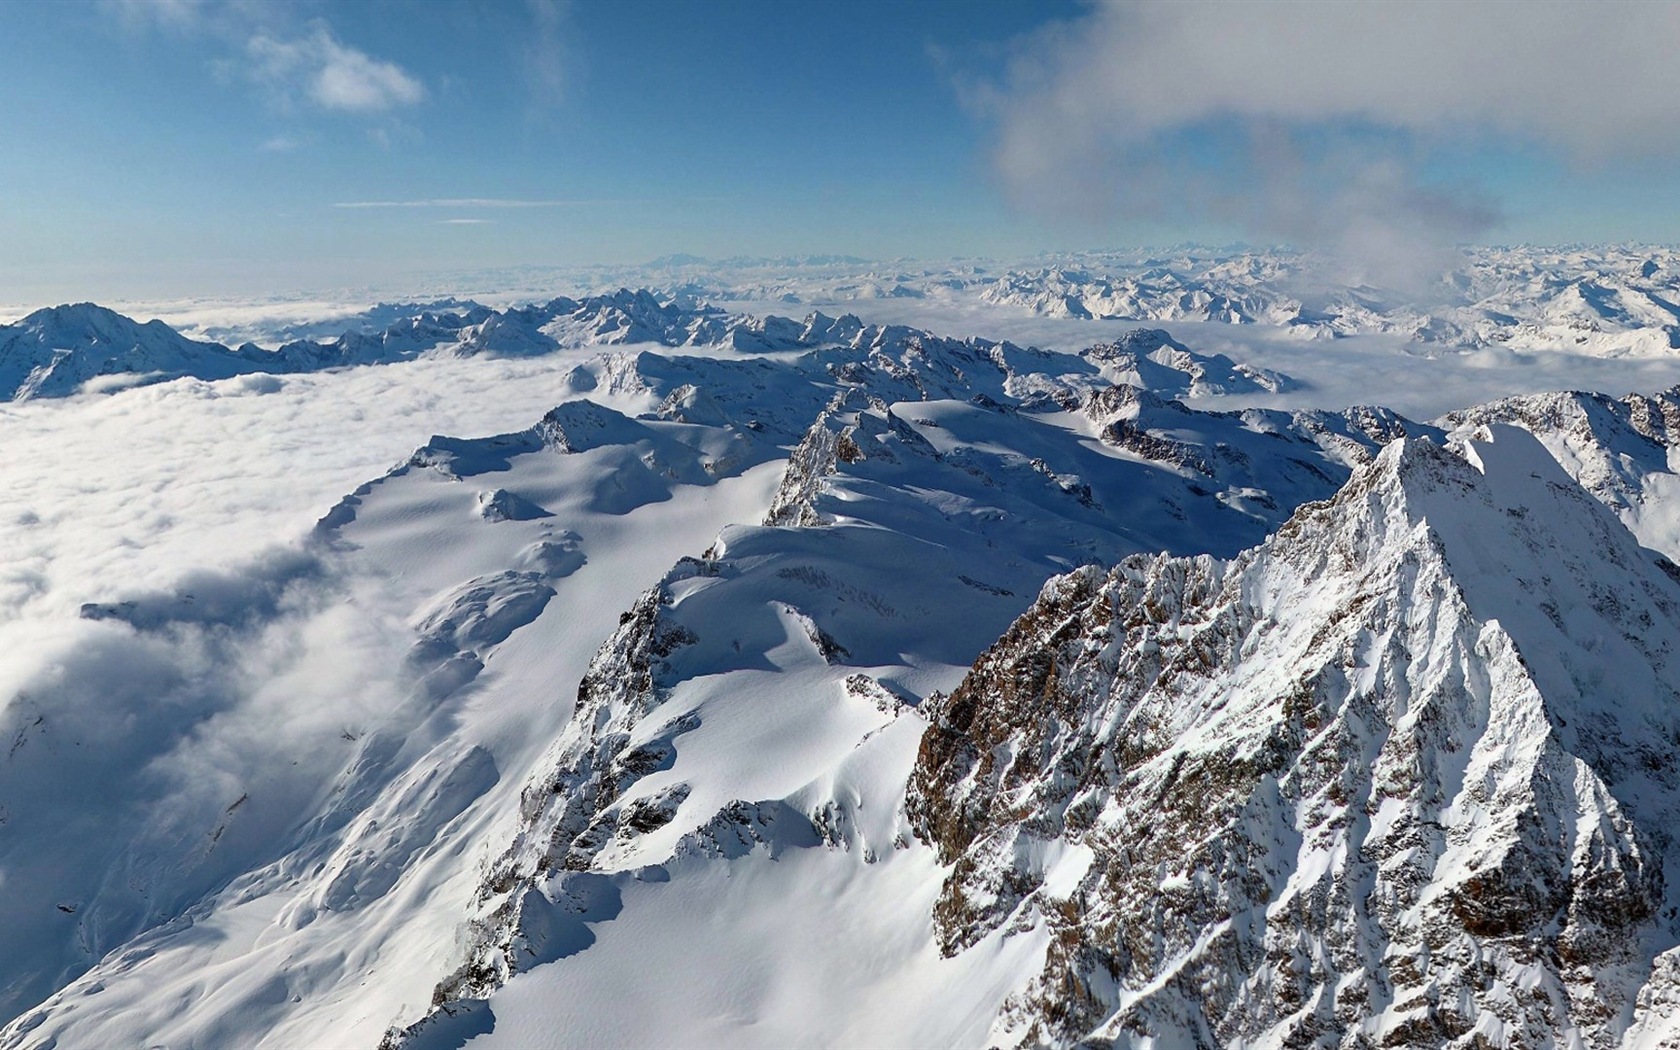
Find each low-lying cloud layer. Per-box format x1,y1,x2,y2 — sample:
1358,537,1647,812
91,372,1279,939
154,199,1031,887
0,351,603,1016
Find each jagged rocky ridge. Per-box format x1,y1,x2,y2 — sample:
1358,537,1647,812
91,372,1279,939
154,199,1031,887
973,250,1680,352
384,334,1427,1043
12,286,1680,1048
909,425,1680,1047
633,245,1680,354
0,293,1291,403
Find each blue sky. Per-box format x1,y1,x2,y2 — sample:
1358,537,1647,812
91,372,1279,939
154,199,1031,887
3,0,1679,303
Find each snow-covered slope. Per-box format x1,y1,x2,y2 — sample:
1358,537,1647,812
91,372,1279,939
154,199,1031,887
9,263,1680,1049
0,315,1403,1048
1441,386,1680,561
0,379,786,1046
911,425,1680,1047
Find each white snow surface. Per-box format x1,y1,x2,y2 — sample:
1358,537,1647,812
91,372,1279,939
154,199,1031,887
3,252,1680,1048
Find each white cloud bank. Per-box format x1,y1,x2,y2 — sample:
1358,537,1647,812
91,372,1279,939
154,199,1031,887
981,1,1680,287
994,2,1680,160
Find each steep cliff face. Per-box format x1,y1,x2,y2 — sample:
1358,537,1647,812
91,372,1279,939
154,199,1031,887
419,567,704,1018
762,390,874,527
911,426,1680,1048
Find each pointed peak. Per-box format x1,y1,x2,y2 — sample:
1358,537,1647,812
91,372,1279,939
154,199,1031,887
1324,430,1560,537
1373,423,1590,524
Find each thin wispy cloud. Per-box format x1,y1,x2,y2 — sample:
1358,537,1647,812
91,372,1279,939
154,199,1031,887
332,197,725,209
107,3,424,119
334,198,572,209
248,22,424,113
439,218,493,225
522,0,571,112
103,0,216,32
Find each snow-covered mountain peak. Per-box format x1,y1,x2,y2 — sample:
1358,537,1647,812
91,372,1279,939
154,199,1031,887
1080,327,1296,396
16,302,172,341
0,303,239,400
0,295,1375,1047
910,422,1680,1047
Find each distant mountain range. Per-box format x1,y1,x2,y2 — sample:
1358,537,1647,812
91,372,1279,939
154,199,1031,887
16,246,1679,405
584,245,1680,355
0,294,1293,403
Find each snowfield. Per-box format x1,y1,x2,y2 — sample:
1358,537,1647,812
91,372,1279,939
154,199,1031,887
4,250,1680,1048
